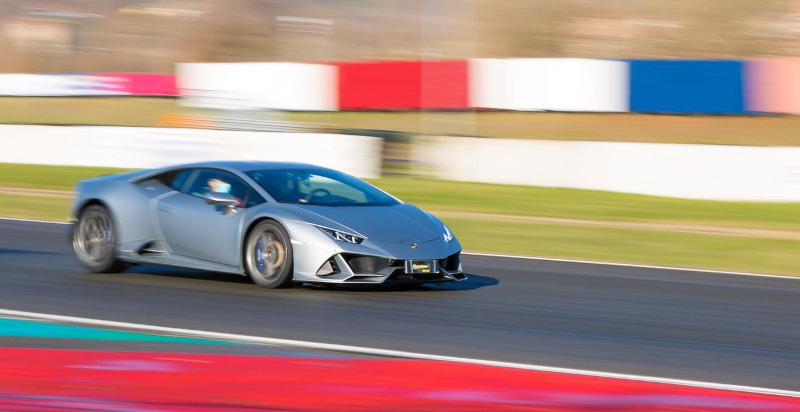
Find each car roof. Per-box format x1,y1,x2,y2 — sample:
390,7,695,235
168,161,329,173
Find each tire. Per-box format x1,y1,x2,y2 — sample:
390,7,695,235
72,204,126,273
244,220,294,289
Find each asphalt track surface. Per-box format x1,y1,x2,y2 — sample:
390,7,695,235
2,219,800,391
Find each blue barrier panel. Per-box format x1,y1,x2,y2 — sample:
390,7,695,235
629,60,746,114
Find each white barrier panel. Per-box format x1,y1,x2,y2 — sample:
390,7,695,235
176,63,257,109
178,62,337,111
468,59,506,110
549,59,628,112
1,126,381,179
469,58,629,112
416,136,800,201
254,63,337,111
0,74,129,96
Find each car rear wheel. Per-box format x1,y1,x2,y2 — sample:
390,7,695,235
72,204,126,273
244,220,294,288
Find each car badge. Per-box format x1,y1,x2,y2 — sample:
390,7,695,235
410,243,418,249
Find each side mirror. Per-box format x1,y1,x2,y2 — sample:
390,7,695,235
203,191,238,207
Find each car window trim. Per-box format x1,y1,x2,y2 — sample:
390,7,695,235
178,169,202,195
171,169,194,193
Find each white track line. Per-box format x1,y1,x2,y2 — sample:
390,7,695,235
1,216,797,280
1,308,799,399
462,252,799,280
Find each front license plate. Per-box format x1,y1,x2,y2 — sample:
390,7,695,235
405,260,437,274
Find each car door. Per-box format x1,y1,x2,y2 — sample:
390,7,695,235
155,168,253,267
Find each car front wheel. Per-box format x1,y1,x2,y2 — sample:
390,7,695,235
244,220,294,288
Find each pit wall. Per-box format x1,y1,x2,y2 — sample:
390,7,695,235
4,58,800,114
415,136,800,202
3,125,799,202
0,125,382,179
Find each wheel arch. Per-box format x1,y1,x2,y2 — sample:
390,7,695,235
76,198,108,215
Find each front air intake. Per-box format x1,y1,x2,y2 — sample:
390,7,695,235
438,252,461,272
316,257,341,276
342,254,394,274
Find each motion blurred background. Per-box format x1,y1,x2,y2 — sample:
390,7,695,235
2,0,800,71
4,3,800,410
1,0,800,275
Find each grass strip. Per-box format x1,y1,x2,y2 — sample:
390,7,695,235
1,162,798,275
2,163,798,232
446,218,800,276
0,163,132,191
2,97,800,146
0,194,72,222
2,192,797,275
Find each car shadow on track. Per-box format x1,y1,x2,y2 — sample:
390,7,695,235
0,248,59,255
120,265,254,285
119,266,498,292
304,274,499,292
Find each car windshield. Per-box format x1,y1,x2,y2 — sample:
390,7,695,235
246,169,399,207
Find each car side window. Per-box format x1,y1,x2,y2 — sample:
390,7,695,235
137,169,190,191
169,169,192,191
246,190,266,208
184,169,252,207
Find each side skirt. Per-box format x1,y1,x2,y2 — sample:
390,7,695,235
118,251,245,276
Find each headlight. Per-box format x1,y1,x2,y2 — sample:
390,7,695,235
443,224,454,243
316,226,365,244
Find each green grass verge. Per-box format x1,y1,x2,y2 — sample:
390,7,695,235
0,194,72,222
0,163,135,191
2,163,798,231
3,97,800,146
446,218,800,275
372,177,800,232
1,163,798,275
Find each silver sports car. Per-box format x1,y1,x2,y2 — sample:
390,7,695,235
70,161,465,288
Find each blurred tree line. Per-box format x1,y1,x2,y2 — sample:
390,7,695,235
0,0,797,73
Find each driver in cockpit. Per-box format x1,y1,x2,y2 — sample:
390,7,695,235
208,178,243,206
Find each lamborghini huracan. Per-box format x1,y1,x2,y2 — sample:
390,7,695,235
70,161,465,288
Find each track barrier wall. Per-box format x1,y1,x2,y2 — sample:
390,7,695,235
0,73,177,96
629,60,746,114
469,58,629,112
416,136,800,202
745,58,800,114
338,61,422,110
5,57,800,114
97,72,178,96
3,125,800,201
337,60,470,110
0,125,382,179
177,62,337,111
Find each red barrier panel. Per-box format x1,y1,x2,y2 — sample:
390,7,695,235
1,348,799,411
745,58,800,114
97,72,178,96
421,60,469,109
338,60,468,110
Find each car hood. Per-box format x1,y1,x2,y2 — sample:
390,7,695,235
287,203,441,243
